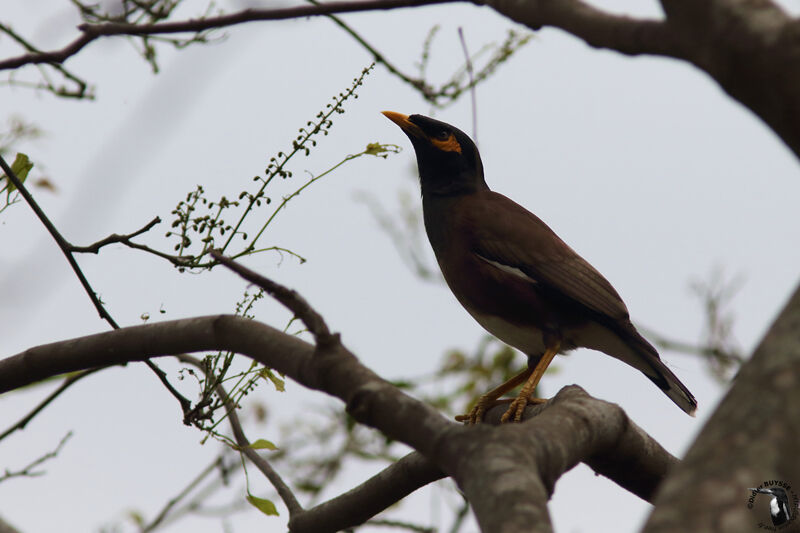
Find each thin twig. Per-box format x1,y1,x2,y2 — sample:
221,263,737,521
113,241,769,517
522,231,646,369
211,251,332,344
0,153,192,417
457,27,478,145
0,432,73,483
448,496,470,533
69,217,161,253
365,518,435,532
0,0,460,71
68,216,192,267
0,368,101,443
176,354,303,516
142,455,227,532
0,154,117,327
308,0,432,97
0,22,91,98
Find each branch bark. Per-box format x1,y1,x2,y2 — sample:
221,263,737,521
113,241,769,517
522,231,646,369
484,0,685,57
0,0,459,71
0,314,679,532
484,0,800,161
643,282,800,532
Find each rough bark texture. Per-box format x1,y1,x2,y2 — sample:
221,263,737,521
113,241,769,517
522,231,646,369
288,452,444,532
487,0,800,161
644,285,800,532
0,316,679,532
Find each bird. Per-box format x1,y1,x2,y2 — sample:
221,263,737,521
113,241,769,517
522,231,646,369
749,487,793,526
382,111,697,423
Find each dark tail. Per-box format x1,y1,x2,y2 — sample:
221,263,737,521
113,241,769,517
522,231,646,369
630,333,698,416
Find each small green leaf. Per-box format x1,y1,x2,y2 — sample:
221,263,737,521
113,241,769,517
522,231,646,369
261,368,285,392
3,153,33,192
248,439,278,451
364,142,385,156
247,494,279,516
364,142,401,158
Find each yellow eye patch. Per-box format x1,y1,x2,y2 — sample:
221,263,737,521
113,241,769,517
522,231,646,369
430,133,462,153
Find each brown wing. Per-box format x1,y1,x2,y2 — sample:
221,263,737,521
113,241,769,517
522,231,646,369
466,191,631,323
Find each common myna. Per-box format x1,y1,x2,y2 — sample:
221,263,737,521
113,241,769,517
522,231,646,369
382,111,697,423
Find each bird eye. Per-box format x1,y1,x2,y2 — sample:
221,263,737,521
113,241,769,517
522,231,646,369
435,130,450,141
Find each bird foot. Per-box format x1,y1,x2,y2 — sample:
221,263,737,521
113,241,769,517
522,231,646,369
455,395,547,424
499,395,548,423
455,391,507,424
455,400,489,425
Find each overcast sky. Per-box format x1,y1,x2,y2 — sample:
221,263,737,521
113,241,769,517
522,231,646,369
2,1,800,532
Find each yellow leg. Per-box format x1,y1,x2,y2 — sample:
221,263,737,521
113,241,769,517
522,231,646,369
500,341,561,423
455,367,533,424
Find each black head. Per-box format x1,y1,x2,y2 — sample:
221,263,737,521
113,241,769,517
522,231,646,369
382,112,487,197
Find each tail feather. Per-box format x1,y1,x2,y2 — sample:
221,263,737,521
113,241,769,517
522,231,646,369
575,320,698,415
627,332,698,416
643,358,697,416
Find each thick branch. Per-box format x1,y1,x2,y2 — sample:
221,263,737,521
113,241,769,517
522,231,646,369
289,452,444,532
485,0,685,57
486,0,800,160
644,281,800,532
482,388,678,503
0,316,679,532
458,386,676,533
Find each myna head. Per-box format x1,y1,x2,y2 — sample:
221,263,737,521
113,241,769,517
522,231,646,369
382,111,487,196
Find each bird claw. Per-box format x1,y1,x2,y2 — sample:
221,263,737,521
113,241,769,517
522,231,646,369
455,393,497,424
456,395,547,424
455,403,487,425
500,396,547,423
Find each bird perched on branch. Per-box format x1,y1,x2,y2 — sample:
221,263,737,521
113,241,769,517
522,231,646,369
382,111,697,423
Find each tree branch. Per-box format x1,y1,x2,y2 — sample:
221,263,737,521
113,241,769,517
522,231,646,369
289,452,444,532
0,0,460,72
0,431,73,484
0,153,192,415
211,251,332,345
175,353,304,517
0,368,102,443
0,313,679,531
0,154,116,327
485,0,685,58
644,281,800,532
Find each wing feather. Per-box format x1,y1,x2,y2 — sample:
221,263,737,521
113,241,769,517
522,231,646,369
468,192,630,322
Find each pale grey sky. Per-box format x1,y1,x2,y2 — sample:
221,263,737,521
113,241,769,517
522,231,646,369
2,1,799,532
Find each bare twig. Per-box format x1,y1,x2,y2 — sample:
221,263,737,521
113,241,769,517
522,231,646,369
211,252,332,344
0,368,101,443
69,216,161,253
308,0,433,98
0,153,192,418
365,518,435,532
175,354,303,517
0,22,91,98
0,432,73,484
68,216,193,267
448,498,471,533
0,154,115,326
142,455,228,532
0,0,460,72
457,27,478,145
